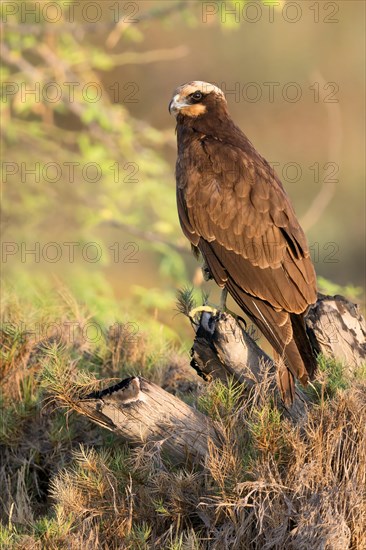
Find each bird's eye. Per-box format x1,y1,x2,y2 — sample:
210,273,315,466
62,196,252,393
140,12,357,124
191,91,203,102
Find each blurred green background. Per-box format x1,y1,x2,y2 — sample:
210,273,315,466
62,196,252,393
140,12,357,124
1,0,365,346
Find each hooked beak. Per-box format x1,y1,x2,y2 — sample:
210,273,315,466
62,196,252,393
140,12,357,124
168,94,189,116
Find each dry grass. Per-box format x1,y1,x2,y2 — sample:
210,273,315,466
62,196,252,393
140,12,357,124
1,293,365,549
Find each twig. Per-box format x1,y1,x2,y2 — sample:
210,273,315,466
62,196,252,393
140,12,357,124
82,46,189,68
106,1,190,48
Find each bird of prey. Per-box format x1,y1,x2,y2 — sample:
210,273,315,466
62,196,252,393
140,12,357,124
169,81,318,405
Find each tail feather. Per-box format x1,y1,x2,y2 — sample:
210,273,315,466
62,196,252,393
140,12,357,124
225,279,317,404
275,356,295,407
290,313,318,380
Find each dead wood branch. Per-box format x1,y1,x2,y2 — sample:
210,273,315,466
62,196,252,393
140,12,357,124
190,294,365,423
68,296,364,464
190,311,309,423
306,294,366,370
75,376,222,466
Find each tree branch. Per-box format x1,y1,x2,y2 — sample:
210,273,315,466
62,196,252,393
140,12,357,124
75,376,222,466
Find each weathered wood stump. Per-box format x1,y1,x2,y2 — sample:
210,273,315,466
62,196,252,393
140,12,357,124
68,294,365,465
75,376,222,465
306,294,366,369
190,294,365,421
190,310,309,423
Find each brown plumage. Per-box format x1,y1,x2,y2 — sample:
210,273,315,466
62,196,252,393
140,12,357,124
169,81,318,405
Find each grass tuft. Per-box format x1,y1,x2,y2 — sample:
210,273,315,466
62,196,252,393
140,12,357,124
1,291,365,549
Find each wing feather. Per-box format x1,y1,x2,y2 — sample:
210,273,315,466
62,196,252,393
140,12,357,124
176,136,317,313
174,111,318,402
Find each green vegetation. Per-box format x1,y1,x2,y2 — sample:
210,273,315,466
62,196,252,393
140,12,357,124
2,0,364,341
2,1,365,548
1,290,365,549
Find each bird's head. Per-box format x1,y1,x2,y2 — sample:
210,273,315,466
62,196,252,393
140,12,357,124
169,81,227,120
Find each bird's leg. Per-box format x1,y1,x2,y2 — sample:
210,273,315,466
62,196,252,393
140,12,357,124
202,261,213,281
220,287,228,311
188,263,217,322
218,287,247,328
